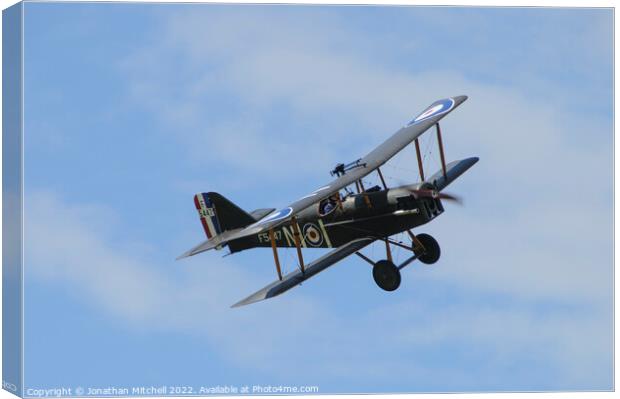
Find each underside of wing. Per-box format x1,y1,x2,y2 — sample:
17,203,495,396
232,237,375,307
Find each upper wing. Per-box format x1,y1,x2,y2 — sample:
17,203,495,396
216,95,468,245
428,157,479,191
232,237,375,307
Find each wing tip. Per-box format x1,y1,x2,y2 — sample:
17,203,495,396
453,94,468,105
176,248,198,260
231,294,268,308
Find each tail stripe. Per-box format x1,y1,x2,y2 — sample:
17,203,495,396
194,194,222,239
194,195,212,238
202,194,222,234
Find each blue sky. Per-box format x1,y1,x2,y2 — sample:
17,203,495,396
20,2,612,394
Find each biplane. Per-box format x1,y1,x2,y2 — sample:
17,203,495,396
178,95,478,307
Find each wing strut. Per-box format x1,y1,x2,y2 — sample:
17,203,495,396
269,228,283,280
336,192,344,211
291,216,306,274
435,123,448,180
358,180,372,208
414,138,425,181
377,167,388,190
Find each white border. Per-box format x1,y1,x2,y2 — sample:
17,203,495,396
0,2,615,399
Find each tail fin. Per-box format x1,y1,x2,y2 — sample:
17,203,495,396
193,192,255,239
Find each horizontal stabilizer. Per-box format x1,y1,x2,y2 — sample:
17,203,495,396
176,228,244,260
232,237,375,307
428,157,479,191
249,208,276,221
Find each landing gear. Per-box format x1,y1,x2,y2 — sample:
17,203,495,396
414,233,441,264
356,232,441,292
372,260,401,291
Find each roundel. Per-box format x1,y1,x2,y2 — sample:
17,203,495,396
408,98,455,126
303,223,323,247
259,207,293,224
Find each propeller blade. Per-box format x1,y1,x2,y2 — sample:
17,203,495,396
409,189,463,205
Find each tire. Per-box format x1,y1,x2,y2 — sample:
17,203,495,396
372,260,401,291
415,233,441,265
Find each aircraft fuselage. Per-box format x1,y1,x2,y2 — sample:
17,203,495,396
227,183,444,253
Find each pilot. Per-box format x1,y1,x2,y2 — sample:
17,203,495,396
322,195,340,215
323,200,335,214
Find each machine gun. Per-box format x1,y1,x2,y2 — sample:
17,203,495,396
330,158,367,177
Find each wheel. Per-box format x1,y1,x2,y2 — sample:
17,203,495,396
372,260,401,291
414,233,441,264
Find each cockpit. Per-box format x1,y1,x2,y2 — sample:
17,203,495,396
318,195,339,217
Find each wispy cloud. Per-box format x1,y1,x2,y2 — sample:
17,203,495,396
25,188,612,389
117,6,612,306
119,7,611,182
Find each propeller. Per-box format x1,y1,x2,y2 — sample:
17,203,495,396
380,168,463,205
409,188,463,205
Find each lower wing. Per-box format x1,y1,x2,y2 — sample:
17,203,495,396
232,237,375,307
